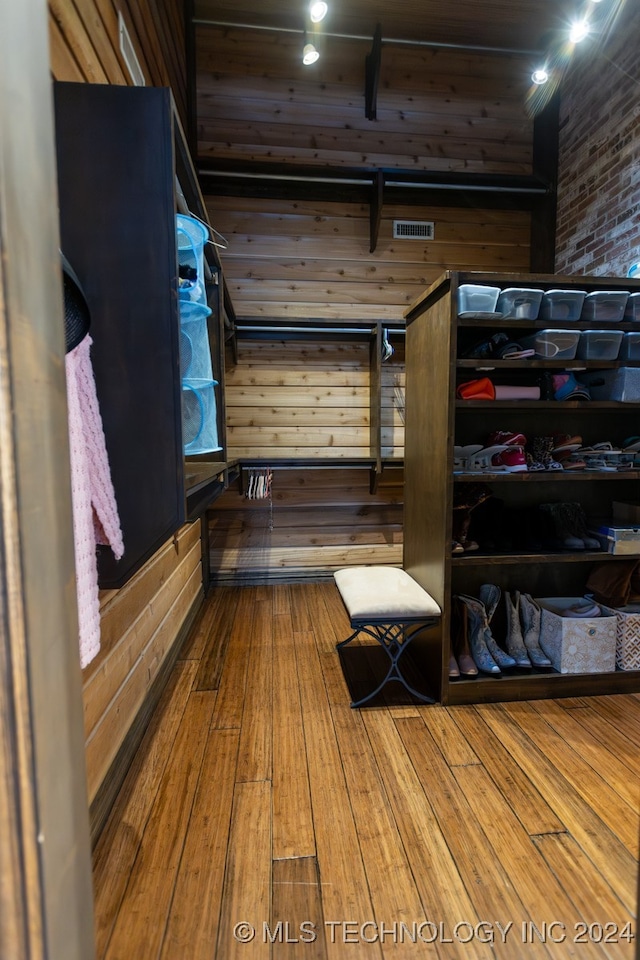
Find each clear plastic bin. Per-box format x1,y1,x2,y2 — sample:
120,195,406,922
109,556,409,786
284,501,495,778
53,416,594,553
623,292,640,322
576,329,623,360
620,331,640,360
457,284,501,315
496,287,543,320
182,379,222,455
539,289,587,322
580,290,630,323
520,329,580,359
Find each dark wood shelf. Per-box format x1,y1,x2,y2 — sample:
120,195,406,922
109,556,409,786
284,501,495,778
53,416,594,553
445,668,640,704
457,318,639,330
456,359,640,369
456,400,640,409
451,549,627,566
453,470,640,481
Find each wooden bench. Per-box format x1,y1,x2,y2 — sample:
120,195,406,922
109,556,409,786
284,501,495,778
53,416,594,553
333,566,441,707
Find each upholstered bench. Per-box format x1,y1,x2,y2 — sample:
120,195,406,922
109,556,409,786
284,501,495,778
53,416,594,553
333,566,441,707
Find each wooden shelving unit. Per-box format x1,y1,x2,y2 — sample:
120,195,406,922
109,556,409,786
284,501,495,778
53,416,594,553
403,270,640,705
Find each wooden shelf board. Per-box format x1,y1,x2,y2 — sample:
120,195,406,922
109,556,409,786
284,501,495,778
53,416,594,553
444,668,640,705
453,470,640,481
451,549,631,566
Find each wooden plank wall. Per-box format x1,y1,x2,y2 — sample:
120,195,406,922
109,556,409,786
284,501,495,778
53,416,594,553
209,467,403,580
206,197,531,322
46,0,197,816
196,27,533,175
48,0,187,128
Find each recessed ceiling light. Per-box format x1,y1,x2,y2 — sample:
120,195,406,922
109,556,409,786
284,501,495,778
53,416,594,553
303,42,320,64
310,1,328,22
532,68,549,85
569,20,590,43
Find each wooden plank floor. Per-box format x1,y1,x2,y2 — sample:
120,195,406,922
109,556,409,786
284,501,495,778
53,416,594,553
92,583,640,960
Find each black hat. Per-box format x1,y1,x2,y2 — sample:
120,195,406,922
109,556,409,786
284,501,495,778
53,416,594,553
61,252,91,353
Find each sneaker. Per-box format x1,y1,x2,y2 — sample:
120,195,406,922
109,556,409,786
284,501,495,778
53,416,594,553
491,447,528,472
487,430,527,447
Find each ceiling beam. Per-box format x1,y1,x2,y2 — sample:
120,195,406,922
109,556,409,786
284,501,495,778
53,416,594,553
364,23,382,121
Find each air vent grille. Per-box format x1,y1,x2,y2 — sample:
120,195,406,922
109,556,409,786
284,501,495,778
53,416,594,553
393,220,435,240
119,12,146,86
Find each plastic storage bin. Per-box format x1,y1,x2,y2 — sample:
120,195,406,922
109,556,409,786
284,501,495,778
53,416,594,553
496,287,543,320
539,289,587,322
520,329,579,359
179,301,214,380
580,290,630,323
176,213,209,306
457,284,501,315
537,598,616,673
583,367,640,402
623,292,640,322
620,331,640,360
575,329,623,360
182,379,222,455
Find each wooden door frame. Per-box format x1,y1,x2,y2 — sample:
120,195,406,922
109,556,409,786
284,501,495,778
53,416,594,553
0,1,95,958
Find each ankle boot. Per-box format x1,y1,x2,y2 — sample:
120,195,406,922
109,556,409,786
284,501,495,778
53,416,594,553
519,593,552,667
539,502,584,550
504,592,532,667
564,502,601,550
477,585,517,670
456,595,501,675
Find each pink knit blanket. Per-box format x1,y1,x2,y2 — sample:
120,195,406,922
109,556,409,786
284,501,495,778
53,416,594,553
66,335,124,668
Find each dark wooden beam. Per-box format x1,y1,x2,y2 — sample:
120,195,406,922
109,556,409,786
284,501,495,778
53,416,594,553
369,169,384,253
365,23,382,121
530,90,560,272
183,0,198,159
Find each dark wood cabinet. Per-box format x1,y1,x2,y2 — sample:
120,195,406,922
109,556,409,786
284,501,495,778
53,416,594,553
404,271,640,704
54,82,228,588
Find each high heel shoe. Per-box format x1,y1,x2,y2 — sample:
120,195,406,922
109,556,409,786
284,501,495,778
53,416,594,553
504,592,532,667
518,592,552,667
456,594,501,675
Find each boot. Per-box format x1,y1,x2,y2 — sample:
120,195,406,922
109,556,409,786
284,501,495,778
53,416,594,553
539,502,584,550
504,592,532,667
563,502,601,550
451,595,478,677
478,584,517,669
519,593,552,667
455,595,501,675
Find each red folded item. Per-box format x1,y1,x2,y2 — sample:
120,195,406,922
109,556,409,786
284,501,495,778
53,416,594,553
456,377,495,400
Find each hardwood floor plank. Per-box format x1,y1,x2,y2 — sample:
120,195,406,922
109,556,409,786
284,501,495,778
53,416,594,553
394,716,550,959
580,696,640,749
104,691,216,960
529,699,640,813
160,728,239,960
448,705,567,837
273,583,292,618
179,587,227,661
533,833,636,960
362,710,495,960
501,701,639,855
555,703,640,778
296,631,382,959
420,707,481,768
217,780,272,959
272,858,327,960
272,613,315,860
92,659,197,960
210,587,257,730
193,588,237,689
236,598,273,783
477,702,638,912
452,762,608,958
329,702,433,959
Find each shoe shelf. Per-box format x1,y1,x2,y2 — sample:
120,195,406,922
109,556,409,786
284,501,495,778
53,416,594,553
403,270,640,706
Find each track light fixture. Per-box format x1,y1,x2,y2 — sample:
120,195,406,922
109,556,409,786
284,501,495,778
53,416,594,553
303,41,320,65
531,68,549,85
309,1,328,23
569,19,590,42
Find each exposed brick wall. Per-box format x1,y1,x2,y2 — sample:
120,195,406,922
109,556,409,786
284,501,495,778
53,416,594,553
555,8,640,277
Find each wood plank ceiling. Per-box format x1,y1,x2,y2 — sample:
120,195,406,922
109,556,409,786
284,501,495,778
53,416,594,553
190,0,621,322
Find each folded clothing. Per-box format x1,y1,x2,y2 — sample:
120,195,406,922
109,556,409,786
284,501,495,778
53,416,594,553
553,372,591,401
463,332,535,361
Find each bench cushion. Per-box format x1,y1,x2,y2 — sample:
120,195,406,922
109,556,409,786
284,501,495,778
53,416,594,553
334,566,441,621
